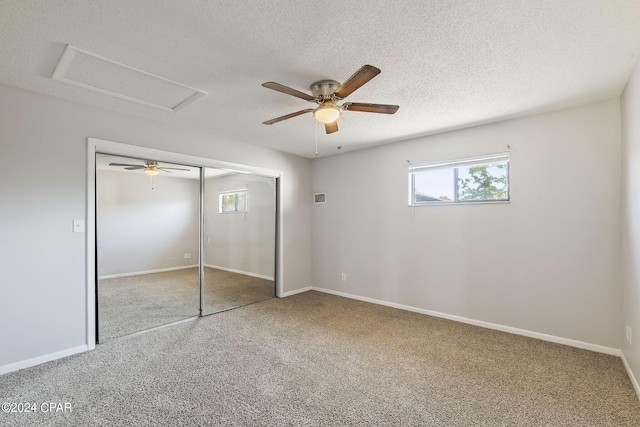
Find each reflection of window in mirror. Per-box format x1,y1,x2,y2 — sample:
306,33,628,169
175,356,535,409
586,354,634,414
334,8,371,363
219,189,248,213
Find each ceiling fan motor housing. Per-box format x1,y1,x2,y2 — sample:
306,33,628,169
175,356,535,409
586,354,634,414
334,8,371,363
310,80,341,101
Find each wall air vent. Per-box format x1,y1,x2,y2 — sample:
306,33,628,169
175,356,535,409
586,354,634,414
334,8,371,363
314,193,326,204
51,45,207,112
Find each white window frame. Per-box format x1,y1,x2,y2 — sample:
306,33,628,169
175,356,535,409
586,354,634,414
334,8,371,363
219,189,248,213
408,152,510,206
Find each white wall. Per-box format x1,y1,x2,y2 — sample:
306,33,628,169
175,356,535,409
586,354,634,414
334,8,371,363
97,169,200,277
0,83,311,369
311,99,622,349
622,59,640,392
204,173,276,278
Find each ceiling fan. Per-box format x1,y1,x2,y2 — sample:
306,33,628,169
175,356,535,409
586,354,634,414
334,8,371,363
108,160,190,176
262,65,399,134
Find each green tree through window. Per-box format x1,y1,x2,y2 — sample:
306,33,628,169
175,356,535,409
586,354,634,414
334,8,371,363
457,164,508,201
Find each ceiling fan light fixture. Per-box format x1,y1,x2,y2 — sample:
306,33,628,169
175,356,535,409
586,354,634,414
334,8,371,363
313,103,341,124
145,168,159,176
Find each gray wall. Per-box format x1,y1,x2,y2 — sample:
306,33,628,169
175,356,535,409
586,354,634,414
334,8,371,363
622,58,640,391
97,169,200,277
311,99,622,349
0,83,311,368
204,173,276,278
0,79,628,373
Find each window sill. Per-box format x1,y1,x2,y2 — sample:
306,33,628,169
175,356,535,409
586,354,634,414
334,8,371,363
409,200,511,207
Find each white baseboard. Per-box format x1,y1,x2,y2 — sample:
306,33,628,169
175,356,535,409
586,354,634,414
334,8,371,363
0,345,88,376
204,264,274,281
622,352,640,401
308,287,621,357
280,286,312,297
98,264,199,280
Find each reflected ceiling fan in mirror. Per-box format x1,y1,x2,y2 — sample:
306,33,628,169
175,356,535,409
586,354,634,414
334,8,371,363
262,65,399,134
109,160,190,176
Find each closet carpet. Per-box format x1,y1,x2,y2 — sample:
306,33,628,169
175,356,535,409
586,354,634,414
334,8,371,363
98,267,274,341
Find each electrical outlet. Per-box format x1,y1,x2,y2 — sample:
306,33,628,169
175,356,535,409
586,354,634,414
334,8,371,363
341,273,347,282
626,325,632,345
184,253,192,259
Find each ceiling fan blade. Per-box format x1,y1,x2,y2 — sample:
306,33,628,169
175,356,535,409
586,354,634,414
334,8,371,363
262,82,315,101
325,121,338,134
158,167,190,171
124,166,145,170
334,65,381,99
159,169,174,174
109,163,144,167
342,102,399,114
263,109,314,125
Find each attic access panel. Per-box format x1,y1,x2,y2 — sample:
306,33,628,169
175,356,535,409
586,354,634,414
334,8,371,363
52,45,207,112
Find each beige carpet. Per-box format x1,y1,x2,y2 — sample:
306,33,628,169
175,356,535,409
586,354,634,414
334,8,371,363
98,267,274,341
1,291,639,426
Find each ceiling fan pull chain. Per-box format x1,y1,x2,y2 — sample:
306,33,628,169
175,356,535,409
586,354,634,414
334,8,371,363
315,118,318,156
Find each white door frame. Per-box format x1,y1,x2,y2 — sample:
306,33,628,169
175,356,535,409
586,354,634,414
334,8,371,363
86,137,284,350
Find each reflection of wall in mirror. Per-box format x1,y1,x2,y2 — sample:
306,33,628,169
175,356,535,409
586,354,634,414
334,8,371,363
204,172,276,279
97,169,200,277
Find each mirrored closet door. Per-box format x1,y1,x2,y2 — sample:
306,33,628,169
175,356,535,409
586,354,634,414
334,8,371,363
201,168,276,315
96,154,277,342
96,154,201,342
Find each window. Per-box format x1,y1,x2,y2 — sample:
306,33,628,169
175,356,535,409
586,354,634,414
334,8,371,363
219,189,247,213
409,153,509,205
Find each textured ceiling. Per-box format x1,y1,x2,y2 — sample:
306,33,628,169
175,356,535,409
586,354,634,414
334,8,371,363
1,1,639,158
